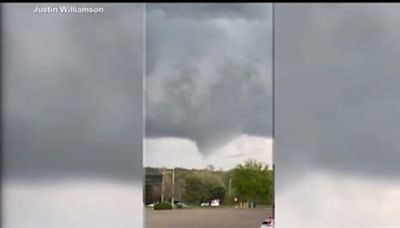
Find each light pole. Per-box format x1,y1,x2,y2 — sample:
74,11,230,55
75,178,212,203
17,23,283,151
161,171,165,203
171,168,175,207
161,168,175,206
229,178,232,198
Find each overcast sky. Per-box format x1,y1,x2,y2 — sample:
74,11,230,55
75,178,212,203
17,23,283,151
5,3,400,228
275,4,400,227
2,3,143,227
3,3,143,182
145,3,273,170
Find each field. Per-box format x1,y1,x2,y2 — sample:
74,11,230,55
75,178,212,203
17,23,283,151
145,207,272,228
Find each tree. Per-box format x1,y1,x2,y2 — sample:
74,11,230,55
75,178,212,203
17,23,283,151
183,172,227,204
232,160,273,204
184,174,206,204
209,186,226,203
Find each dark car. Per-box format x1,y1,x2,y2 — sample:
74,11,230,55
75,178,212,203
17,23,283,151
173,201,186,209
260,217,273,228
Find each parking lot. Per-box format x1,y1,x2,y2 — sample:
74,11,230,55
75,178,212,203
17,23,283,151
145,207,272,228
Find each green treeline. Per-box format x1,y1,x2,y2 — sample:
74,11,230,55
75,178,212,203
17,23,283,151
145,160,273,206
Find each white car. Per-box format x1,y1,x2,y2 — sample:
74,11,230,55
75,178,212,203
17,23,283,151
146,202,158,208
210,199,220,207
200,202,209,207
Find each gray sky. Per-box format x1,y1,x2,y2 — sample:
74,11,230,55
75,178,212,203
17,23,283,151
145,3,273,170
2,3,144,227
275,4,400,227
3,3,143,182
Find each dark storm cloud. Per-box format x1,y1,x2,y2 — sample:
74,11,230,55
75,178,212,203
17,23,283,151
145,3,272,153
3,3,143,181
147,3,269,20
275,4,400,186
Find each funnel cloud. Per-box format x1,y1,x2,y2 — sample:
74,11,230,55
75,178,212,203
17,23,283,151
145,3,272,154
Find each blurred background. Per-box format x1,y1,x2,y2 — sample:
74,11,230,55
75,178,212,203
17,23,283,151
2,3,144,227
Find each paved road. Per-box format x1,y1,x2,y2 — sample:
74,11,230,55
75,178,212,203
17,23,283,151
145,207,272,228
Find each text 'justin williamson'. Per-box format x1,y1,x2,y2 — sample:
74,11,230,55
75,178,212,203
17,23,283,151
33,6,104,14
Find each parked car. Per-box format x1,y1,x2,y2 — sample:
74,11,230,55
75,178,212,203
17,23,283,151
200,202,210,207
146,202,158,208
173,201,187,208
210,199,220,207
260,216,273,228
